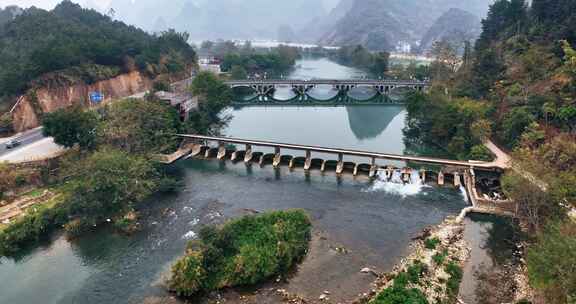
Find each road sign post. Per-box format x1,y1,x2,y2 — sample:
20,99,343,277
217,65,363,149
89,91,104,105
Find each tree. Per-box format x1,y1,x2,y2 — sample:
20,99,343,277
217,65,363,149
561,40,576,92
99,98,180,154
471,119,493,142
371,52,390,75
230,65,247,80
185,72,232,134
501,172,557,230
63,148,159,224
500,107,535,147
42,106,98,150
527,220,576,303
430,40,459,81
0,113,13,134
191,72,232,116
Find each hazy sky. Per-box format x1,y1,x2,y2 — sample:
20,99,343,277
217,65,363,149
1,0,340,10
0,0,110,9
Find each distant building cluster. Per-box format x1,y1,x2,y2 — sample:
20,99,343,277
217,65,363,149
154,91,198,121
199,55,222,74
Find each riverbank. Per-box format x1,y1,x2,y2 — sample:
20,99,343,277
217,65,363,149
352,216,468,304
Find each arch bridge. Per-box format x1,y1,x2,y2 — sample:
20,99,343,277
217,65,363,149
225,79,429,98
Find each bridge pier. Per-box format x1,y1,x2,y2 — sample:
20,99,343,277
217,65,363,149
336,153,344,175
402,168,411,183
304,150,312,171
454,172,461,187
438,171,445,186
217,142,226,160
273,146,281,168
259,154,266,166
231,150,240,162
369,157,378,178
320,160,327,172
420,169,426,183
244,144,253,163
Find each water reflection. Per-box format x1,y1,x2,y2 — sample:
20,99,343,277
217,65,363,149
346,106,404,140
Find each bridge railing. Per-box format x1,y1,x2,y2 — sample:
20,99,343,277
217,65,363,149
224,79,430,86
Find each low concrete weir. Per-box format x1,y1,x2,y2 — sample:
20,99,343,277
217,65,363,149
178,134,502,170
179,137,508,211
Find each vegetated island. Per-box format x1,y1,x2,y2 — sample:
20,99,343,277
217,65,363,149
168,209,312,297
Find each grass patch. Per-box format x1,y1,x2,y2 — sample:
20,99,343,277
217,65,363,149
432,249,449,265
23,189,45,198
445,261,463,301
371,261,430,304
424,237,440,250
372,286,429,304
168,209,312,296
407,260,428,284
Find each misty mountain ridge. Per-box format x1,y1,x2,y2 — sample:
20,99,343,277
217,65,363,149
320,0,492,52
419,8,482,55
78,0,493,54
106,0,329,41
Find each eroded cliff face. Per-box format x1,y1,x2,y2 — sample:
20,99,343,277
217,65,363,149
11,71,154,132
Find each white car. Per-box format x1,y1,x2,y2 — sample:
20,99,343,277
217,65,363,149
6,139,21,149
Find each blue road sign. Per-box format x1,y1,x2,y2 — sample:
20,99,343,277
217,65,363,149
89,91,104,104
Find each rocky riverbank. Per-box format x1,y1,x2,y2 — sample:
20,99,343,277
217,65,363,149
351,216,469,304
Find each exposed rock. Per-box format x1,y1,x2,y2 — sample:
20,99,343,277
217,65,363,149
10,70,175,132
320,0,492,52
419,8,482,55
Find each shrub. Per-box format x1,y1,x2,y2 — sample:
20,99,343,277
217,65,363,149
424,237,441,250
432,249,449,265
169,210,312,296
469,145,494,161
0,199,68,256
407,261,428,284
372,285,428,304
527,220,576,303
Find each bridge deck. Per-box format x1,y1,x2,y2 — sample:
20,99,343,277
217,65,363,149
177,134,501,170
225,79,429,86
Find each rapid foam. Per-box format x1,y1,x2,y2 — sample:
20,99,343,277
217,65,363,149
459,185,469,204
365,169,428,197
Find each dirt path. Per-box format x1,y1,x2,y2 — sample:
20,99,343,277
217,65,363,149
0,190,56,224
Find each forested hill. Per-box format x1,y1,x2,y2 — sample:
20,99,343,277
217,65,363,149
0,5,22,26
0,0,196,107
409,1,576,301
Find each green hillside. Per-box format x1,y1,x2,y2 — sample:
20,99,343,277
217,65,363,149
0,0,196,109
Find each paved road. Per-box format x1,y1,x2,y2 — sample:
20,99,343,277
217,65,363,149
0,127,46,157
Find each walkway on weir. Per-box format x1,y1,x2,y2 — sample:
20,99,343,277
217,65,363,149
174,134,505,170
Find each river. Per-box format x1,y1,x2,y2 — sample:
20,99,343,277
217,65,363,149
0,58,471,304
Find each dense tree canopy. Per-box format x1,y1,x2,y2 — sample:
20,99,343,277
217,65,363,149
62,148,160,226
185,72,232,134
98,98,181,154
42,106,98,150
0,1,195,105
333,45,390,75
219,44,300,78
